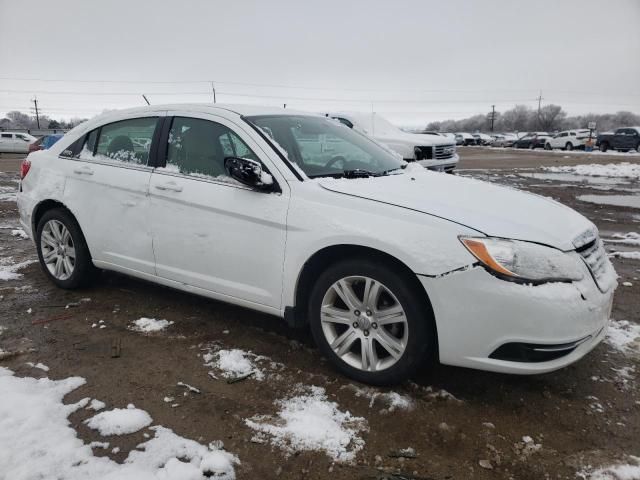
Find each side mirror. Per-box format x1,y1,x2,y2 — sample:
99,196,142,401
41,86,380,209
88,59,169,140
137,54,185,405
224,157,275,191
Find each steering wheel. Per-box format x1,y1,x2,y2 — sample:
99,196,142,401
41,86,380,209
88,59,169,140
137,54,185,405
324,155,348,169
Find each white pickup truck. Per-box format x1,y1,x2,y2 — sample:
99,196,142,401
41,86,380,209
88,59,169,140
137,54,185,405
327,112,459,172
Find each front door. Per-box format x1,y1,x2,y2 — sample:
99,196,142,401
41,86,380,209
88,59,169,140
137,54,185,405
148,113,289,310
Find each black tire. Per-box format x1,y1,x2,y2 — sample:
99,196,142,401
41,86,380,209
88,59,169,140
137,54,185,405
308,258,435,385
36,208,96,289
599,142,608,152
565,142,573,151
544,143,552,150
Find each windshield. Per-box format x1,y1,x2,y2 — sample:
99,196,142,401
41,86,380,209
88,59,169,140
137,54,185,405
246,115,404,178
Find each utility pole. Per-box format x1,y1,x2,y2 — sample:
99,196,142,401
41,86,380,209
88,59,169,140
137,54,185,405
210,81,216,104
32,96,40,128
536,91,543,129
492,105,496,132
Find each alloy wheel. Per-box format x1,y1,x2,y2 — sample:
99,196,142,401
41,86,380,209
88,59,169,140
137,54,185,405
40,219,75,280
320,276,408,372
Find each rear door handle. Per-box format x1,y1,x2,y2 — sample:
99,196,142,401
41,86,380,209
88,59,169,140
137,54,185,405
154,182,183,192
73,166,94,176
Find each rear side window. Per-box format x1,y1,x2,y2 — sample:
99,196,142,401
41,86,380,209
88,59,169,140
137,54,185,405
162,117,258,180
77,117,157,165
1,133,12,139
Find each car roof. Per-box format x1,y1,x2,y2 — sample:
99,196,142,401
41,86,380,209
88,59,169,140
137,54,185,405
110,103,312,118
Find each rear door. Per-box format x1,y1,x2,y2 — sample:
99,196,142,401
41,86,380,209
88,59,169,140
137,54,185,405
61,114,162,274
148,112,290,310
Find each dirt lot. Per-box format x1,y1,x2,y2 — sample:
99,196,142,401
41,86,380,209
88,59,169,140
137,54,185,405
1,148,639,479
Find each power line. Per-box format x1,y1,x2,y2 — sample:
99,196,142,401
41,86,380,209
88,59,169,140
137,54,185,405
1,76,639,99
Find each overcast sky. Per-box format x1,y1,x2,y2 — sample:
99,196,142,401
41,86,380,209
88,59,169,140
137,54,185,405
1,0,639,127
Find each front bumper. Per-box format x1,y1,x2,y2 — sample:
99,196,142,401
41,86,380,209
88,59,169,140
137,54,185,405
420,266,615,374
415,153,459,172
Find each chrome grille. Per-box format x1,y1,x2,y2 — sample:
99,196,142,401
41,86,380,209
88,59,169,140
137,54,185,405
578,238,610,289
435,144,456,160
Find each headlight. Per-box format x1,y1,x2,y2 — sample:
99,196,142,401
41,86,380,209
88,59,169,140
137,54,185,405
459,236,585,284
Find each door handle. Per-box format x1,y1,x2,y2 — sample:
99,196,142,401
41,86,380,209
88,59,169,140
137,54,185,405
73,166,94,175
154,182,183,192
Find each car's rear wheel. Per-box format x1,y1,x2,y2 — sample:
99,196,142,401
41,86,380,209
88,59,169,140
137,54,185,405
308,259,434,385
36,208,95,289
599,142,608,152
565,142,573,151
544,143,552,150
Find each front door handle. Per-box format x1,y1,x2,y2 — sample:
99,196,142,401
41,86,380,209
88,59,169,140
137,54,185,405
73,166,94,175
154,182,183,192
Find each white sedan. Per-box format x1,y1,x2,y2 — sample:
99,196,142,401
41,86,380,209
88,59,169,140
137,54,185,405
17,104,616,385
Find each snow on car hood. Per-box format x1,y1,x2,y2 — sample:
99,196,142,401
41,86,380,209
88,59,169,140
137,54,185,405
318,166,593,251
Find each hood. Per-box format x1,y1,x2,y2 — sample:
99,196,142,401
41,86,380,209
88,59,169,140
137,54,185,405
376,131,453,146
318,167,593,251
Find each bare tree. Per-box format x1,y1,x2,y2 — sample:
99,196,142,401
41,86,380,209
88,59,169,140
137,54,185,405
537,104,566,132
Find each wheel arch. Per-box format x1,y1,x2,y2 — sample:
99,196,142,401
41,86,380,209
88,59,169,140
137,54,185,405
31,200,93,257
288,244,437,346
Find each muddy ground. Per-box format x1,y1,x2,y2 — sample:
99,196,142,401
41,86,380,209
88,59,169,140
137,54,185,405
0,148,639,479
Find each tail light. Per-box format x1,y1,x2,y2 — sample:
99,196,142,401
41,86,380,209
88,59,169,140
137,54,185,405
20,159,31,180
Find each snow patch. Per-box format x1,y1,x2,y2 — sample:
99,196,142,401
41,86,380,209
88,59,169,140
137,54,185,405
603,232,640,247
10,229,28,239
0,258,37,281
205,349,265,381
87,399,106,411
245,385,367,462
84,404,152,436
606,320,640,356
579,455,640,480
0,367,239,479
128,317,174,333
544,162,640,179
26,362,50,372
0,367,240,480
342,384,414,412
610,251,640,261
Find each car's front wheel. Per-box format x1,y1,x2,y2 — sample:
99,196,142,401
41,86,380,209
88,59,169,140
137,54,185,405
566,142,573,151
544,143,552,150
308,259,434,385
36,208,96,289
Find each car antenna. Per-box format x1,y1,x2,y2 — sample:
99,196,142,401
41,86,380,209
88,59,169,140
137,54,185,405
142,94,151,105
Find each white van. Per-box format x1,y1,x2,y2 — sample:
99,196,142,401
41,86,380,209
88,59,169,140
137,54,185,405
0,132,37,153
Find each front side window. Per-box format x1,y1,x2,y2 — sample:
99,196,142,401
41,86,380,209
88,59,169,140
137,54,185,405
163,117,259,180
82,117,157,165
247,115,403,178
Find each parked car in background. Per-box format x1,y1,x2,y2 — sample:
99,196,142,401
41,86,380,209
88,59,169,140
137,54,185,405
439,132,457,142
544,129,593,151
18,104,617,385
596,127,640,152
455,132,476,146
491,133,518,147
472,133,494,146
28,134,65,153
328,112,458,172
513,132,551,149
0,131,37,153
